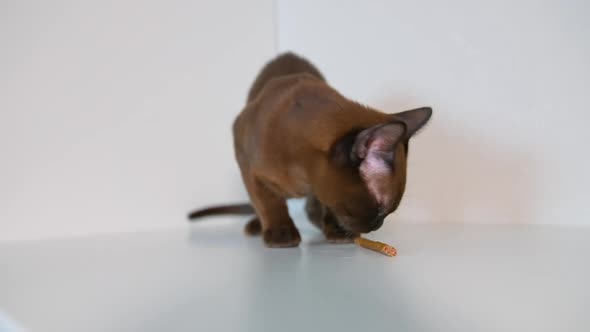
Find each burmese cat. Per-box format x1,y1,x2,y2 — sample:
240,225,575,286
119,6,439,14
189,52,431,247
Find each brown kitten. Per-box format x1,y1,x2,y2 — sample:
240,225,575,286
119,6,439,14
188,52,431,247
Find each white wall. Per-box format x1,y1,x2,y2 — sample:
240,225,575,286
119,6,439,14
2,0,589,242
0,0,275,241
277,0,590,226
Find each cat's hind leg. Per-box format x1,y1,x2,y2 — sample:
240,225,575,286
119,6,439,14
244,217,262,236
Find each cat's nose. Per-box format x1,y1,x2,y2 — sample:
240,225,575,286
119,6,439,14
369,216,385,231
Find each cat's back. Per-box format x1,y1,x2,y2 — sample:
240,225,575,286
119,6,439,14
246,52,325,103
234,73,324,157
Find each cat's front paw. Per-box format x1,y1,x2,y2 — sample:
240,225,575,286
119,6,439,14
323,224,358,244
263,225,301,248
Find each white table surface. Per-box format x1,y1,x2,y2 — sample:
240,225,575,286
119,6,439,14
1,219,589,332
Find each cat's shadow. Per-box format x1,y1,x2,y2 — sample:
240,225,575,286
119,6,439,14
382,98,535,224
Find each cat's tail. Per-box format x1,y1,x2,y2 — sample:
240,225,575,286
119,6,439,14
246,52,325,102
187,203,255,220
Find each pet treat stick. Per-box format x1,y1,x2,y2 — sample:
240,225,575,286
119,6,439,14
354,237,397,257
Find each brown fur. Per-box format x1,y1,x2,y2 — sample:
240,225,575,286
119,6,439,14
189,52,432,247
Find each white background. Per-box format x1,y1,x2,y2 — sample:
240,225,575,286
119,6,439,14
1,0,589,242
278,0,590,227
0,0,274,241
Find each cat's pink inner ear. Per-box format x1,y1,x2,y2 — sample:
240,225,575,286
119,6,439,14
366,123,405,155
352,123,405,162
358,123,405,205
360,153,392,206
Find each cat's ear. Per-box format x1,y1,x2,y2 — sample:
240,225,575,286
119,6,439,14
330,123,405,168
389,107,432,139
352,123,405,206
350,123,405,167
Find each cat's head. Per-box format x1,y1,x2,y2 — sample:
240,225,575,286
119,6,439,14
317,107,432,233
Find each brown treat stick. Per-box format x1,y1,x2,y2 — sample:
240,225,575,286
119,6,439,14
354,237,397,257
